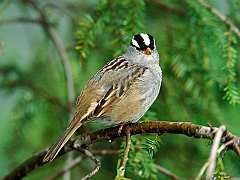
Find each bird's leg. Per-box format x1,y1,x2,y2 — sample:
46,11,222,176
118,123,124,136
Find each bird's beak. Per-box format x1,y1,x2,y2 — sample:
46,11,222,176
143,47,152,55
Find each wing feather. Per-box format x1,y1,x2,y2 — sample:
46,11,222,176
75,56,148,123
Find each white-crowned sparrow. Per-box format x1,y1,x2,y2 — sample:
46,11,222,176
43,33,162,162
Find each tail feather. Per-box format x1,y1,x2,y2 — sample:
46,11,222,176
42,122,81,162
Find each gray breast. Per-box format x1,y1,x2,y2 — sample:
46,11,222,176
138,66,162,112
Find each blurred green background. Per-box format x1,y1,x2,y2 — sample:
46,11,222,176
0,0,240,179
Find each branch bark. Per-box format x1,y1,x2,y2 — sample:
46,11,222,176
3,121,240,180
197,0,240,38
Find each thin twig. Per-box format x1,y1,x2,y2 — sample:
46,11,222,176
75,147,101,180
0,17,43,25
47,157,82,180
24,82,69,111
48,22,75,180
196,162,209,180
206,125,226,180
47,28,76,107
233,143,240,156
0,17,74,52
227,138,240,156
46,149,115,180
119,127,131,178
0,41,4,58
219,137,240,157
42,2,76,20
91,149,120,156
0,66,69,111
155,164,180,180
24,0,75,108
147,0,186,16
197,0,240,38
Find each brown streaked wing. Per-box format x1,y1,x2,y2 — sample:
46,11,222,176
93,86,117,117
73,57,148,124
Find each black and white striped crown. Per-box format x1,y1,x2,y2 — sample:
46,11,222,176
131,33,155,51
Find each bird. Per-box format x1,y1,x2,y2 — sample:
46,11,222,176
42,33,162,162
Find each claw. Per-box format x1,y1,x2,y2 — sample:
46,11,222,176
118,124,124,136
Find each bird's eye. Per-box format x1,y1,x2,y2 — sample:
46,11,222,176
149,44,155,50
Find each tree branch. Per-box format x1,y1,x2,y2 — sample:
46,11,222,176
47,149,118,179
206,125,226,179
90,149,120,156
0,79,69,111
197,0,240,38
155,164,180,180
196,162,208,180
3,121,240,180
119,127,131,178
47,157,82,180
75,147,101,180
23,1,76,179
147,0,186,16
0,17,44,25
24,0,75,109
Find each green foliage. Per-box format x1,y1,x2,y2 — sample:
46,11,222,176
142,135,161,159
119,136,158,179
213,155,230,180
76,0,145,58
76,5,109,60
185,0,240,106
223,31,240,105
109,0,145,56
